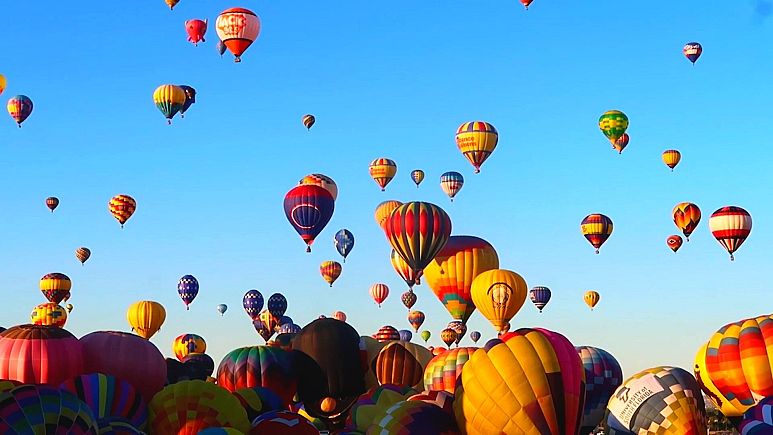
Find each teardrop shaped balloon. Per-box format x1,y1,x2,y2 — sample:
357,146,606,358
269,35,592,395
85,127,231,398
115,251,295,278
108,194,136,228
581,213,613,254
369,158,397,191
242,290,263,320
177,275,199,310
152,85,186,124
65,303,73,313
164,0,179,9
375,200,402,231
333,229,354,262
470,269,527,333
455,121,498,173
440,328,457,348
411,169,425,187
672,202,701,240
662,149,681,171
667,235,683,253
401,290,417,310
584,290,600,310
407,311,425,332
217,304,228,316
420,331,431,342
283,184,335,253
30,302,68,327
598,110,628,143
320,260,342,287
40,273,72,304
7,95,33,127
439,171,464,202
529,286,551,313
683,42,702,64
469,331,481,343
267,293,287,319
45,197,59,212
391,249,422,290
613,133,629,154
298,173,337,200
384,202,452,277
215,7,261,63
126,300,166,339
370,283,389,307
709,206,752,261
75,247,91,265
302,114,315,130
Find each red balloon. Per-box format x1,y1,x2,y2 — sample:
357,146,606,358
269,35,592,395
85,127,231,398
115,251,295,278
0,325,84,386
80,331,167,402
185,19,207,46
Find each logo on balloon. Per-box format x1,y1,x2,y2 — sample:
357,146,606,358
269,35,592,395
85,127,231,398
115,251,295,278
291,204,321,229
487,282,512,308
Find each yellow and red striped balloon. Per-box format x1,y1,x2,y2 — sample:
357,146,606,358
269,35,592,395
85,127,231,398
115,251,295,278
109,194,137,228
455,121,498,173
581,213,613,254
375,200,402,231
320,260,342,287
709,206,752,261
370,283,389,307
369,158,397,191
384,202,452,277
673,202,701,240
30,303,68,328
584,291,600,310
662,149,682,171
391,249,422,290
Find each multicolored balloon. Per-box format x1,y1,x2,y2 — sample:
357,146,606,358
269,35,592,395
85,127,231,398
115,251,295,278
108,194,137,228
126,300,166,339
407,310,425,332
298,173,338,200
334,229,355,262
302,114,315,130
584,290,600,310
283,184,335,253
320,260,342,287
613,133,629,154
455,121,498,173
370,283,389,307
470,269,527,333
7,95,33,127
45,196,59,212
0,385,99,433
177,275,199,310
667,235,683,253
369,158,397,191
215,7,261,63
40,272,72,304
581,213,613,254
410,169,425,187
242,290,264,320
738,396,773,433
374,325,400,342
30,302,68,327
392,249,422,290
423,347,476,394
75,247,91,265
178,84,196,118
709,206,752,261
149,380,250,434
384,202,452,277
152,84,185,124
662,149,681,171
529,286,551,313
469,331,481,343
185,19,207,46
598,110,629,143
401,290,417,310
58,372,148,430
173,333,206,361
576,346,623,434
447,320,467,345
440,328,457,348
683,42,703,64
439,171,464,201
672,202,701,240
375,200,402,231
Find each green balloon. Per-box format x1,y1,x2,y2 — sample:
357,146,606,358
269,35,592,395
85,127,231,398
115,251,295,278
420,330,431,342
598,110,629,142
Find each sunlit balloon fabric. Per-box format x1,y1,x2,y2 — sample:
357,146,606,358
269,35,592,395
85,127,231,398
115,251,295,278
283,184,335,252
384,202,452,277
173,333,206,361
109,194,137,228
302,114,315,130
455,121,498,173
392,249,422,290
0,325,84,386
411,169,425,187
58,372,148,430
0,385,99,434
0,74,6,96
424,235,499,323
40,272,72,304
576,346,623,434
470,269,527,333
667,235,683,252
149,380,250,434
152,84,186,124
584,291,600,310
7,95,33,127
126,300,166,339
672,202,701,240
375,200,402,231
75,247,91,264
320,260,342,287
185,19,207,46
215,8,261,63
30,302,68,327
299,173,338,200
164,0,179,9
606,366,706,435
529,286,551,313
520,0,534,9
739,396,773,434
683,42,703,64
598,110,629,143
369,158,397,191
709,206,752,261
581,213,613,254
454,328,585,434
374,325,400,342
440,328,457,348
662,149,681,171
440,171,464,201
423,347,476,394
408,310,425,332
370,283,389,307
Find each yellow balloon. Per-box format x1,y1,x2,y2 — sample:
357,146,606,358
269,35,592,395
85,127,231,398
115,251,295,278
470,269,527,333
0,74,6,96
584,291,600,310
662,149,681,171
126,300,166,339
374,200,402,231
694,342,746,417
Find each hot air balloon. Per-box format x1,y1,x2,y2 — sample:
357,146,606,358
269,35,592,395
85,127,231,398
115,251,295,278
709,206,752,261
216,39,227,56
59,373,148,430
217,304,228,316
667,235,683,253
126,300,166,339
401,291,417,310
456,121,498,173
73,247,91,265
613,133,629,154
440,328,457,348
369,158,397,191
216,346,297,406
373,325,400,342
178,275,199,310
108,194,136,228
520,0,534,9
284,184,335,252
178,84,196,118
267,293,287,319
411,169,425,187
164,0,179,9
215,7,261,63
584,291,600,310
347,384,417,432
66,303,73,313
149,380,250,434
607,367,706,434
302,114,315,130
45,196,59,212
407,310,425,332
529,286,551,313
298,173,338,200
738,397,773,433
370,283,389,307
683,42,702,64
576,346,623,435
0,74,5,96
0,325,84,386
420,330,431,343
320,261,342,287
334,229,354,262
470,269,527,334
173,333,206,361
332,311,347,322
0,385,99,434
581,213,613,254
454,328,585,435
385,202,452,277
469,331,481,343
447,320,467,346
423,347,477,394
662,149,681,171
398,330,413,342
392,249,423,290
232,386,283,422
424,235,499,324
243,289,264,320
598,110,628,144
40,272,72,304
152,84,186,124
30,302,68,327
252,410,320,434
7,95,32,127
185,19,207,46
673,202,701,240
439,171,464,201
375,200,402,231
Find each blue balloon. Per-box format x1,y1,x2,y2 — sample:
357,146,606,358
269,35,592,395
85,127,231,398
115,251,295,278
470,331,481,343
279,323,301,334
277,315,293,326
529,286,552,313
267,293,288,319
177,275,199,310
216,39,227,56
334,229,355,262
243,290,264,320
398,329,412,342
216,304,228,316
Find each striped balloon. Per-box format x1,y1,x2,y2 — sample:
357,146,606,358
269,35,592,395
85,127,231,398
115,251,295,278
59,373,148,429
298,173,338,200
739,397,773,434
455,121,498,173
320,260,342,287
215,346,297,406
375,200,402,231
302,114,315,130
408,310,425,332
709,206,752,261
440,328,457,348
108,194,137,228
75,247,91,265
370,283,389,307
40,272,72,304
439,171,464,201
152,84,185,124
423,347,476,394
529,286,552,313
662,149,681,171
411,169,425,187
672,202,701,240
391,249,422,290
283,184,335,253
581,213,613,254
584,290,600,310
369,158,397,191
7,95,33,127
576,346,623,434
0,385,98,434
384,202,452,277
598,110,628,143
374,325,400,342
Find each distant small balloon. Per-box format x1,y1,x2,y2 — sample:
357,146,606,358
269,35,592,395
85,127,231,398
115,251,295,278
185,19,207,46
217,304,228,316
667,235,683,253
46,197,59,213
683,42,703,64
7,95,33,127
302,114,315,130
470,331,481,343
216,39,227,56
411,169,425,187
75,247,91,265
66,303,73,313
613,133,629,154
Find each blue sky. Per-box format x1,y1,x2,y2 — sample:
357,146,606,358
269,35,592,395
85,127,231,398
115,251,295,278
1,0,772,377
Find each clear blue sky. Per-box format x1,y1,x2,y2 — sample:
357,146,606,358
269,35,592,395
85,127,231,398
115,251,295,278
2,0,772,377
